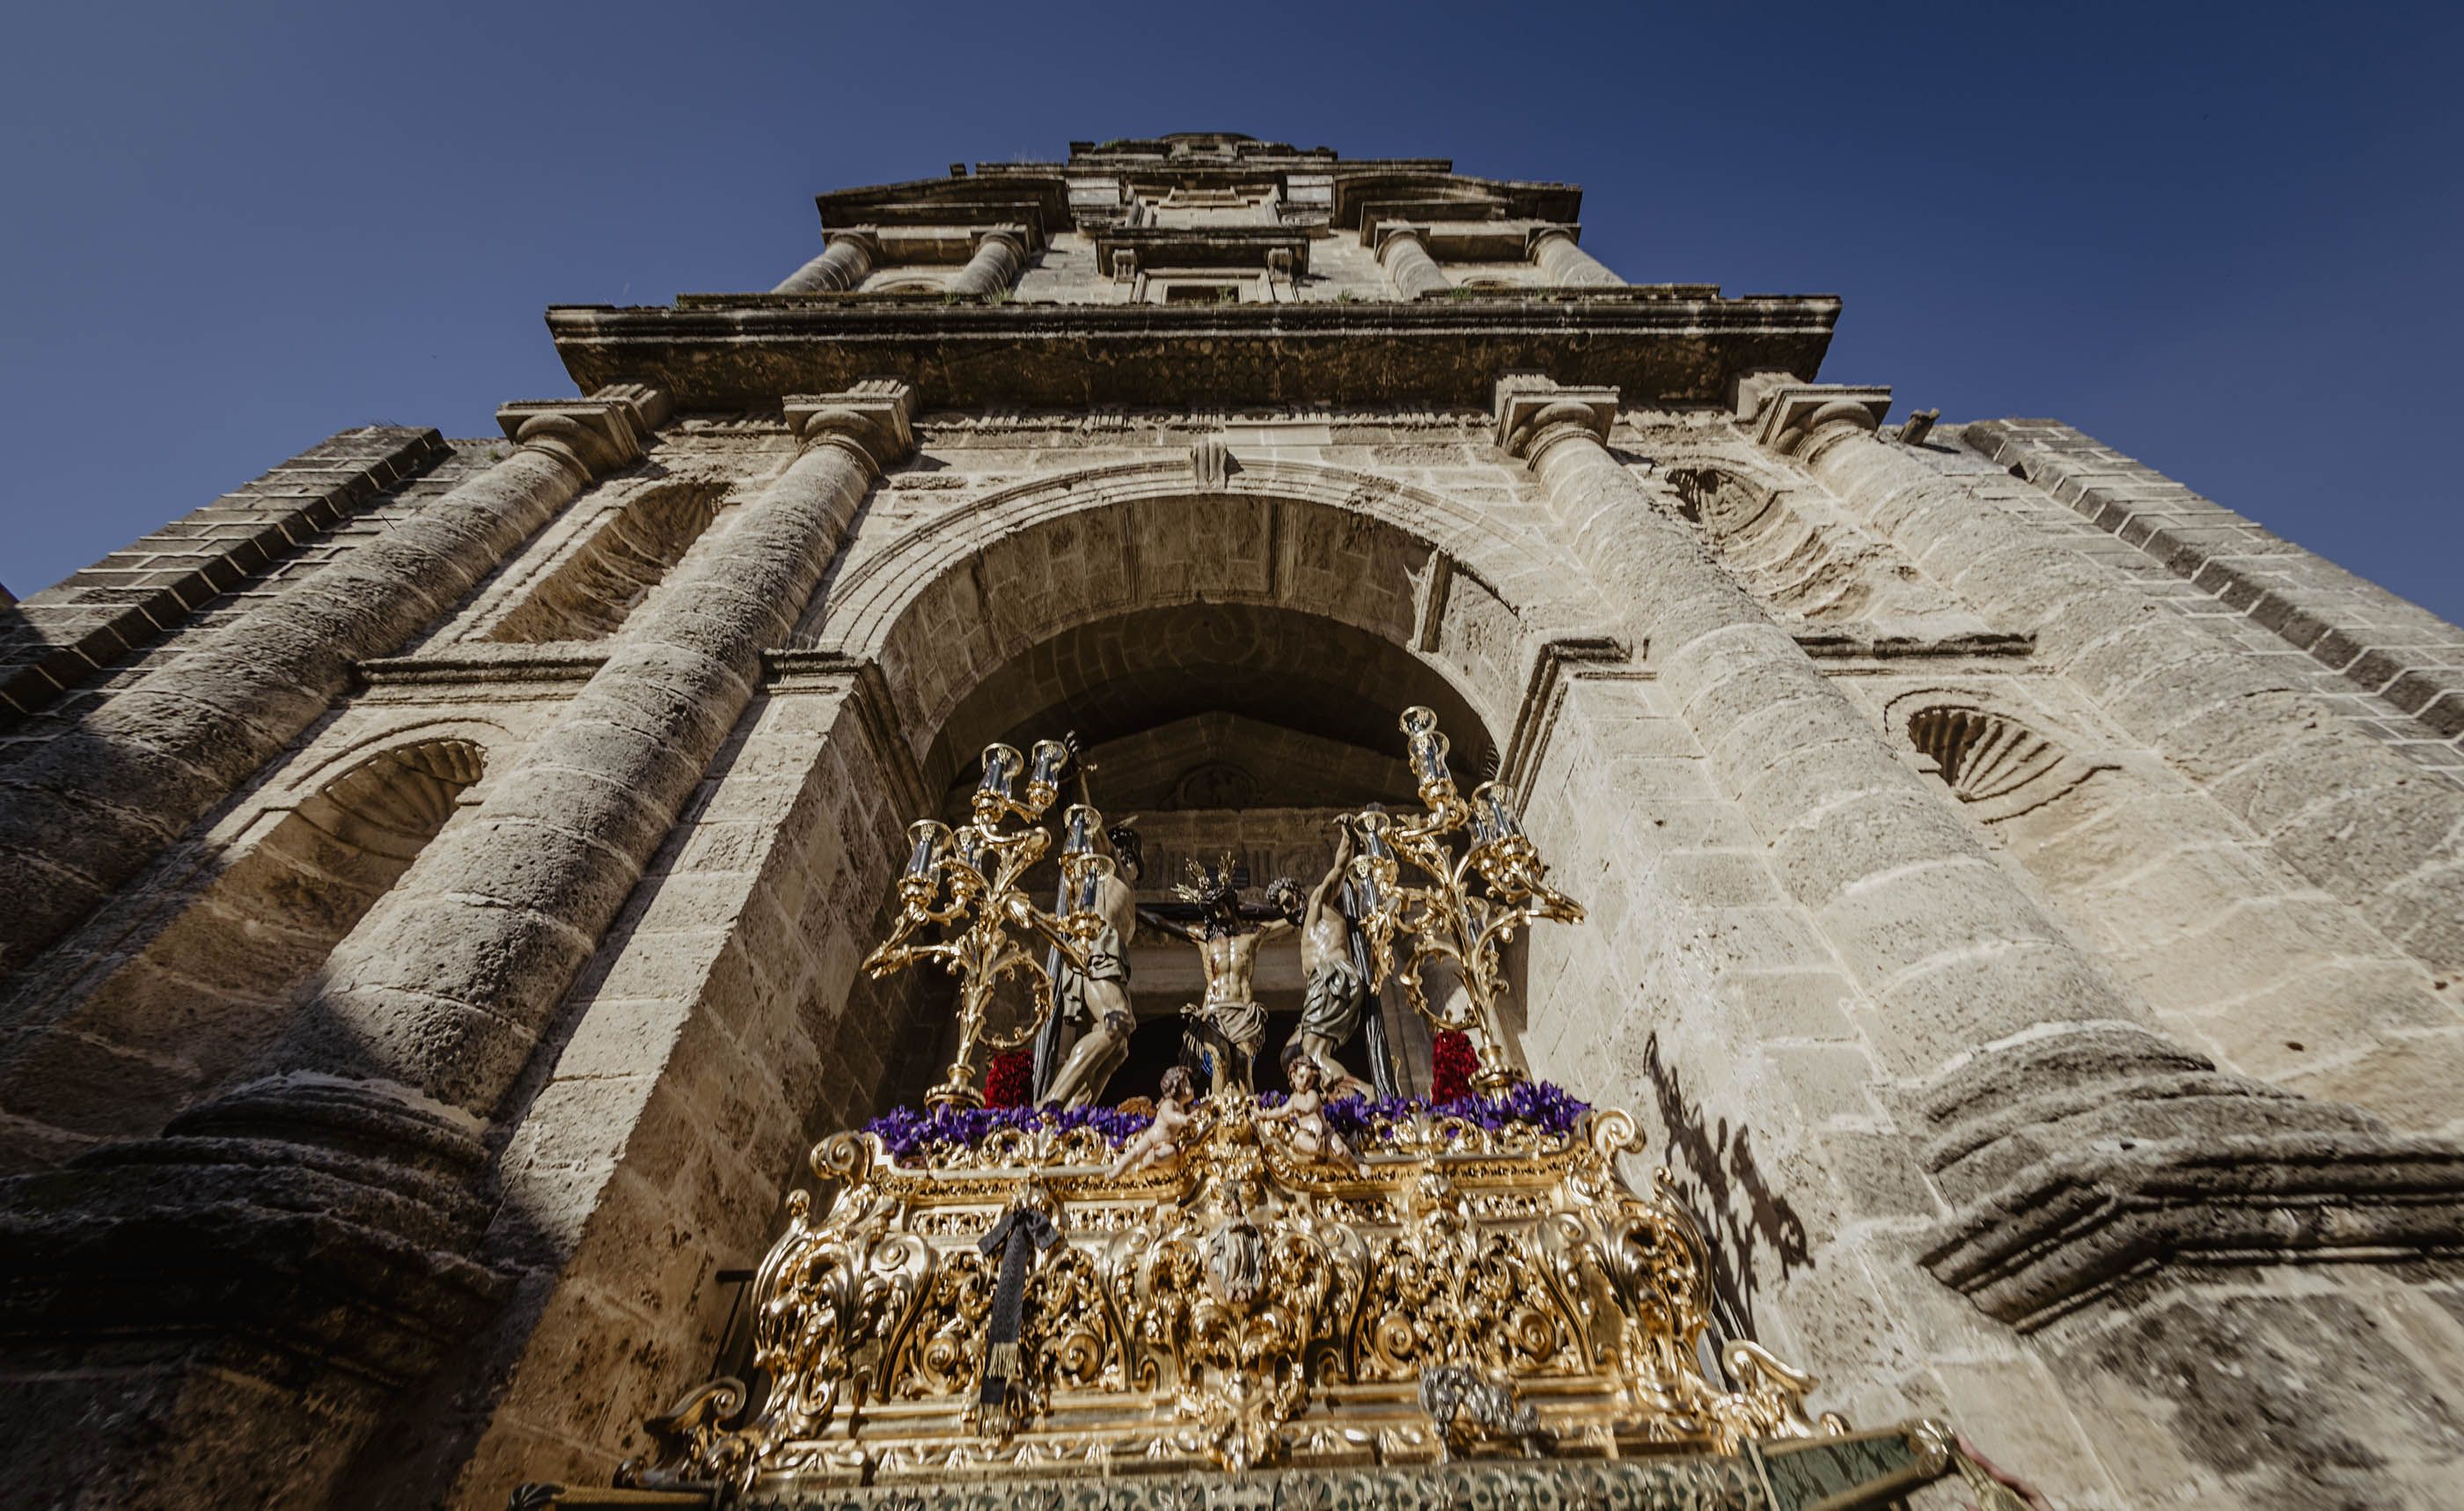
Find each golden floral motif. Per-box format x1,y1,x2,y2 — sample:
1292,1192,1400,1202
624,1097,1838,1494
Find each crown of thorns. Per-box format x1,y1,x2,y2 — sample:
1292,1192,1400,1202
1170,854,1249,904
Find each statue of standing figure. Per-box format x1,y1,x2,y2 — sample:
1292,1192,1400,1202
1041,822,1145,1108
1275,818,1373,1097
1140,859,1297,1096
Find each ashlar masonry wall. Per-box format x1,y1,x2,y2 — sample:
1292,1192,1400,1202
3,386,2462,1511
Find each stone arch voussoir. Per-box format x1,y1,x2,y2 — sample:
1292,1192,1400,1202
799,458,1621,776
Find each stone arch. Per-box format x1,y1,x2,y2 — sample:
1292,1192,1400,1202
0,733,488,1168
437,466,1632,1484
801,458,1621,1079
483,476,732,643
807,456,1618,777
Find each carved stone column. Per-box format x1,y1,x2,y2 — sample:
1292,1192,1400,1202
1750,376,2464,987
1497,375,2464,1328
0,387,661,982
0,384,914,1511
1374,223,1450,298
1529,226,1622,286
946,227,1028,297
771,229,877,293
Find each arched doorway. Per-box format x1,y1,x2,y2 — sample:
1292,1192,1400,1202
437,460,1632,1499
810,458,1624,1105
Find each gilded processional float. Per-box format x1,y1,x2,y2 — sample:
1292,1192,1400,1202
565,710,2021,1511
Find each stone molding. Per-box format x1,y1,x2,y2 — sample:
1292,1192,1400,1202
1881,688,2116,824
1924,1127,2464,1331
494,383,671,480
1493,374,1618,457
546,295,1842,411
1734,373,1894,455
782,380,918,473
1968,417,2464,744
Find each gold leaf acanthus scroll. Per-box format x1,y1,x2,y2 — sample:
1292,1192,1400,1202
620,1102,1834,1493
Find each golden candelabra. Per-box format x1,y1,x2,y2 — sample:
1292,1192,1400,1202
863,737,1112,1108
1347,706,1585,1091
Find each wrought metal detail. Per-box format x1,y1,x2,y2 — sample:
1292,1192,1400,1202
1346,707,1584,1089
862,737,1112,1107
1419,1364,1555,1461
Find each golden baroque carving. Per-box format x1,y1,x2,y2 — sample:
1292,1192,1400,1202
621,1096,1832,1495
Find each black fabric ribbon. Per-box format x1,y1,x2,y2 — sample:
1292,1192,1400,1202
977,1203,1060,1410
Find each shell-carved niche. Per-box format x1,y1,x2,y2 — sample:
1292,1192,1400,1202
1666,466,1778,541
1889,695,2112,825
1663,463,1884,624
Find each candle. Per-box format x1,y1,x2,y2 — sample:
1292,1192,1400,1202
1066,855,1113,915
978,743,1023,801
1026,738,1070,807
1346,854,1388,914
902,819,952,880
1400,706,1450,787
1353,810,1396,862
1061,803,1103,856
1471,781,1522,845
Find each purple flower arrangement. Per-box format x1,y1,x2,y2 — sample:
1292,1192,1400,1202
1324,1078,1591,1141
863,1101,1155,1162
862,1080,1590,1162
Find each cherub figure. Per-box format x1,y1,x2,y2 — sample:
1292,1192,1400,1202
1258,1047,1363,1172
1105,1067,1199,1180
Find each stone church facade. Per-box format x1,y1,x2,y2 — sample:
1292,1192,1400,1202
3,133,2462,1508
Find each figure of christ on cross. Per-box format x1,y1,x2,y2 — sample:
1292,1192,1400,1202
1138,861,1301,1096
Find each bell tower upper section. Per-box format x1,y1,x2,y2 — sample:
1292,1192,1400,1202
546,133,1840,411
786,132,1617,304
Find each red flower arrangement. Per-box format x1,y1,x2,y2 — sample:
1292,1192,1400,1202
1430,1030,1477,1103
984,1048,1035,1107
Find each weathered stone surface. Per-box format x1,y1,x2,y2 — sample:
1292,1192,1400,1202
4,135,2463,1511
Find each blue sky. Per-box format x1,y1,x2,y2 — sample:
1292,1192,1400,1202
4,2,2459,619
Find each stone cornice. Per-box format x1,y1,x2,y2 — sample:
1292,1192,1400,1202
1923,1131,2464,1331
550,297,1838,412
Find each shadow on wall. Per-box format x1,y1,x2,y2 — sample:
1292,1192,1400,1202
0,737,486,1169
481,478,731,643
1642,1031,1813,1342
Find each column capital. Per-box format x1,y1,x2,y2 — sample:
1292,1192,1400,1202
495,390,659,480
1368,220,1429,256
972,224,1032,257
1524,223,1584,256
1493,375,1619,460
784,380,917,473
1734,372,1894,455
